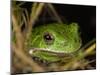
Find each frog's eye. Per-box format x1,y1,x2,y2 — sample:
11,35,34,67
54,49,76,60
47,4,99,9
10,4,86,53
43,32,54,45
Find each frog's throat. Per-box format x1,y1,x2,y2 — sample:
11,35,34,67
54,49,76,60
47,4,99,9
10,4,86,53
29,48,79,57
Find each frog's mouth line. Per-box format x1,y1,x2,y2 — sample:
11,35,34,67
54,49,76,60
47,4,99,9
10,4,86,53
29,48,79,57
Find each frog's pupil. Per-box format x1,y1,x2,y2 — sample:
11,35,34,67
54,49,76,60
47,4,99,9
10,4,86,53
44,34,52,41
44,33,54,45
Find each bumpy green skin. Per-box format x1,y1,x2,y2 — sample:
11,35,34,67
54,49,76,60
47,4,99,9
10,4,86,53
27,23,81,62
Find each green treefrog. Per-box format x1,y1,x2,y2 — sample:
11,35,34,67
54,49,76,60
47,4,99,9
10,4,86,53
27,23,81,62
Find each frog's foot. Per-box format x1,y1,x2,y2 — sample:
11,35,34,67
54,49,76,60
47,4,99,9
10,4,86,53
32,56,52,65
